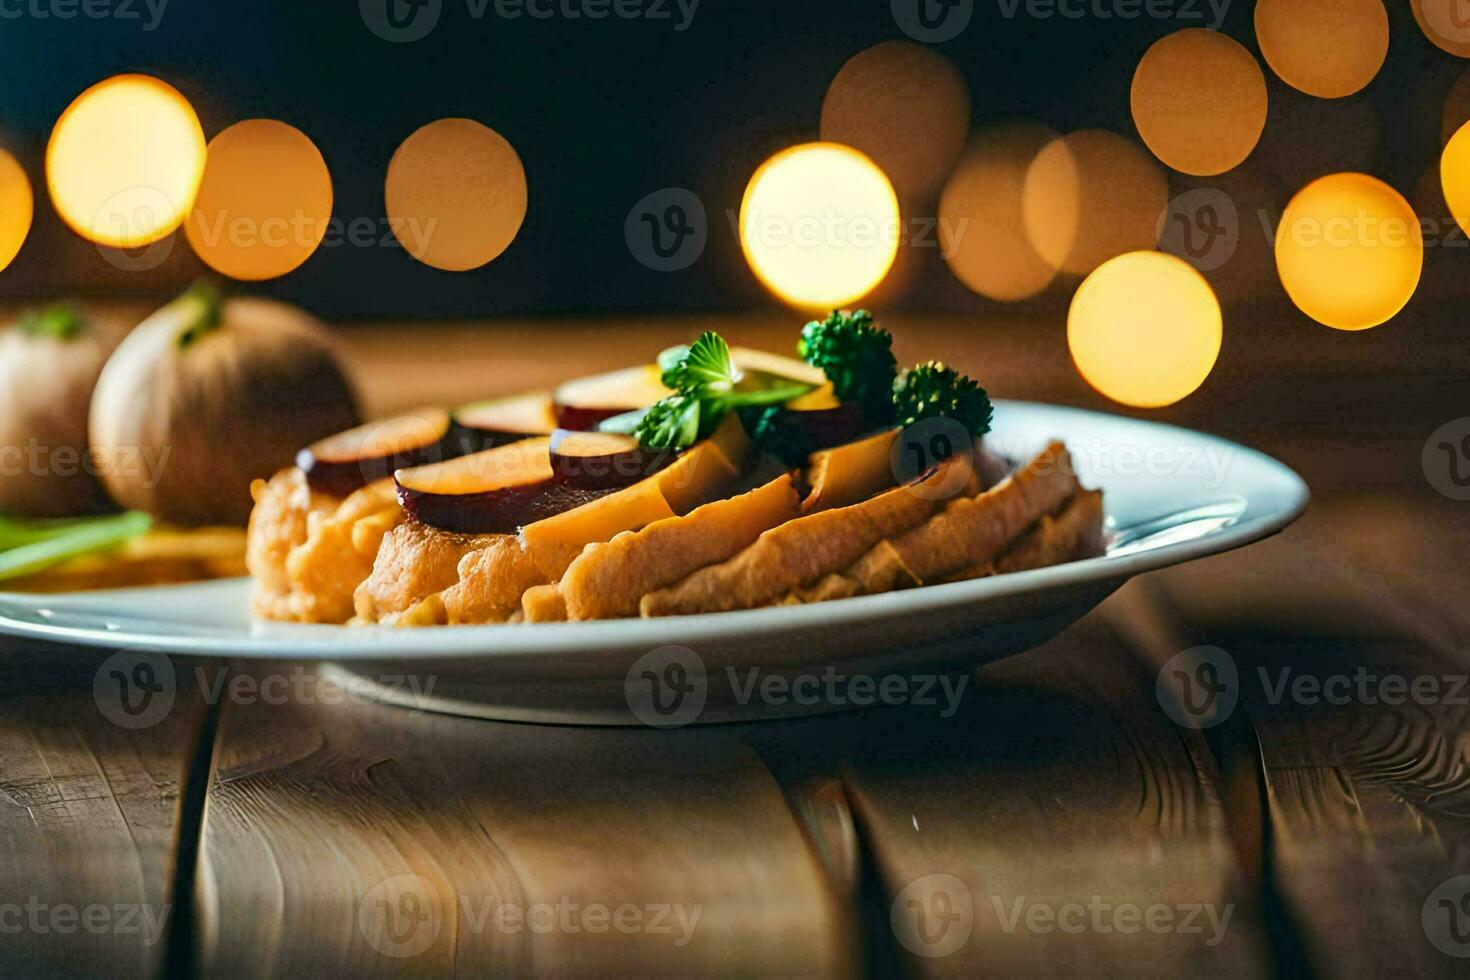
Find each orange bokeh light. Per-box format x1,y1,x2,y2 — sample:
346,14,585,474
1131,29,1267,176
1275,173,1422,331
1069,251,1222,409
186,120,334,281
821,40,971,200
385,118,528,272
1022,130,1168,276
940,123,1059,302
1255,0,1388,99
0,149,33,273
46,74,206,248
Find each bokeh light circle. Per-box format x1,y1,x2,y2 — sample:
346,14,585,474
1255,0,1388,99
739,142,901,310
186,120,333,281
1275,173,1422,331
1443,121,1470,237
0,149,33,272
1022,130,1168,276
1413,0,1470,59
939,123,1058,302
46,74,205,248
1130,29,1267,176
821,40,971,200
385,118,528,272
1068,251,1222,409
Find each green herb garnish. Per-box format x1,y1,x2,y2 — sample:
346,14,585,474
630,332,814,450
0,512,152,582
892,361,994,437
798,310,897,426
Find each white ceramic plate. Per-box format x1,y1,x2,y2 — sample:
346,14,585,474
0,402,1308,724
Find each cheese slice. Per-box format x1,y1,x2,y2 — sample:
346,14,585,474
802,428,900,513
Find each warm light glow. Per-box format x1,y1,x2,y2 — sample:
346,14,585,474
940,123,1058,302
185,120,333,281
1022,130,1167,276
1413,0,1470,59
1255,0,1388,99
385,118,527,272
0,149,32,272
46,74,205,248
1131,29,1267,176
1068,251,1222,409
820,40,970,200
1443,122,1470,237
739,142,901,310
1275,173,1422,331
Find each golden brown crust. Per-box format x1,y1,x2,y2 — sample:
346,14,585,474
440,537,556,625
248,469,400,623
354,520,496,624
560,473,801,621
844,441,1079,594
953,487,1107,581
520,583,569,623
639,454,973,617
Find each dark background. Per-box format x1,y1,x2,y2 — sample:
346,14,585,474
0,0,1460,317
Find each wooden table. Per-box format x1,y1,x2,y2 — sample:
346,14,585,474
3,310,1469,977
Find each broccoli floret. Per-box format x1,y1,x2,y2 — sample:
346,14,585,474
892,361,994,437
632,395,704,450
798,310,897,426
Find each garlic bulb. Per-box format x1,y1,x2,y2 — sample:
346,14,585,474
0,304,126,517
89,284,361,526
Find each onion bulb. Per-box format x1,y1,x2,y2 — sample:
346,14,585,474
0,304,128,517
89,283,361,527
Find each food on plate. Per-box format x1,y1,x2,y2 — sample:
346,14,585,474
0,302,131,517
2,519,247,592
243,309,1107,626
297,408,453,496
90,282,360,527
451,391,557,452
247,469,401,622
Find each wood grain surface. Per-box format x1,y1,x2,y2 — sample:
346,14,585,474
0,641,210,978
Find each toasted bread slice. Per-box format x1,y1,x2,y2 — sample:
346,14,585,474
639,453,976,617
841,441,1079,595
953,487,1106,581
558,473,802,621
